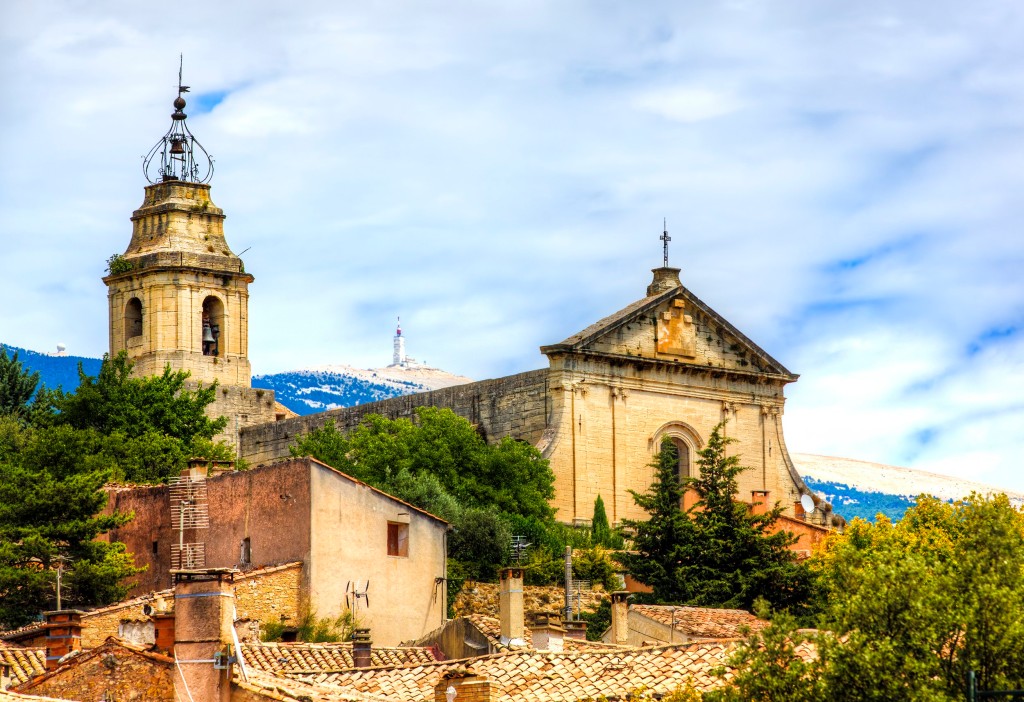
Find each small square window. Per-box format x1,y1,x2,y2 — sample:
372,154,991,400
387,522,409,557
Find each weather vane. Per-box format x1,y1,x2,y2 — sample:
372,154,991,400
660,218,671,267
142,55,214,184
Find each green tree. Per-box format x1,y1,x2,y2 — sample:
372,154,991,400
620,426,810,610
618,438,692,601
0,347,40,419
292,407,555,523
810,493,1024,700
592,495,611,545
0,427,140,627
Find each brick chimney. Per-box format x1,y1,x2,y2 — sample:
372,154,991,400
43,610,83,670
434,669,501,702
352,628,372,668
498,568,526,646
527,612,564,652
172,568,237,702
750,490,770,516
563,620,587,640
611,591,630,646
647,267,682,296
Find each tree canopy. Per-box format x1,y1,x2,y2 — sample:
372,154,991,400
619,426,811,611
0,351,232,627
291,407,555,523
712,493,1024,701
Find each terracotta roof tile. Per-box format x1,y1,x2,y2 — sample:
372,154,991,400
237,669,395,702
275,642,748,700
0,644,45,685
241,641,440,674
630,605,766,639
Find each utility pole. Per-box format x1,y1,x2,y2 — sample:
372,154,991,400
563,546,573,622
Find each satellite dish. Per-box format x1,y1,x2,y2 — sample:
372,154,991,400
800,494,816,514
142,604,154,616
56,343,66,353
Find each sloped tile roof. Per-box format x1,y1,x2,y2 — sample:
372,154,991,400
277,642,745,700
630,605,766,639
17,638,174,694
0,643,45,685
241,641,440,673
236,669,394,702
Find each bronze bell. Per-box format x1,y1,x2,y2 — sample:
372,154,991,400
170,137,186,155
203,324,215,343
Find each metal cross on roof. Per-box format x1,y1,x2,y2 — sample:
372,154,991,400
660,218,671,267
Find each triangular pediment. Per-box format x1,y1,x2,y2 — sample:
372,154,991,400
541,284,796,379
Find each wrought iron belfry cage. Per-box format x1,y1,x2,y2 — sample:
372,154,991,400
143,58,214,184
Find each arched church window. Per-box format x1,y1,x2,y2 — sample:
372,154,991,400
202,296,224,357
125,298,143,342
670,437,692,482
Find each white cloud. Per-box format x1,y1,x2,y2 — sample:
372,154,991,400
632,87,744,123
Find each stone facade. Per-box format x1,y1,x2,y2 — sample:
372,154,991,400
239,267,829,527
234,562,302,628
103,180,276,448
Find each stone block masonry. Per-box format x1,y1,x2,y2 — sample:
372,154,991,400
240,369,550,465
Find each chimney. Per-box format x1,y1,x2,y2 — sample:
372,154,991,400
44,610,83,670
352,628,372,668
647,267,682,297
172,568,237,702
498,567,526,646
434,670,501,702
611,591,630,646
750,490,770,516
152,612,175,655
527,612,564,652
563,620,587,640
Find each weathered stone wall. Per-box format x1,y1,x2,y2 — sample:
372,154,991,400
80,592,173,649
239,369,551,466
452,582,607,619
234,562,303,627
200,381,278,449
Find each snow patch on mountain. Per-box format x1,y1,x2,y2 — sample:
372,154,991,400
252,363,472,415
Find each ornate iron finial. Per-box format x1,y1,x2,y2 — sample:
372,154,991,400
143,55,214,184
660,218,671,267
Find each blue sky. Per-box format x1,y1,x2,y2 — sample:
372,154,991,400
1,1,1022,490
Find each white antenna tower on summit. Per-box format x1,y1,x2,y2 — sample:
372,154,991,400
393,317,406,367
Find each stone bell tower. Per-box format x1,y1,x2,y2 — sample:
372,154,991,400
103,65,276,446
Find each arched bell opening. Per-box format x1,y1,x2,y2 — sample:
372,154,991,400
201,296,224,357
125,298,143,342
